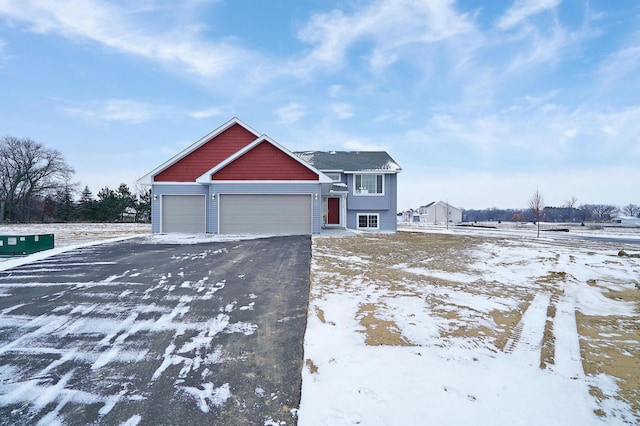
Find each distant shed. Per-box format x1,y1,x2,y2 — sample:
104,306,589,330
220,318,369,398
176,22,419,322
611,216,640,225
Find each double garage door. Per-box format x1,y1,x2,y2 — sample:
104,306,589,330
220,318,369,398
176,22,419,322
219,194,311,234
161,194,312,234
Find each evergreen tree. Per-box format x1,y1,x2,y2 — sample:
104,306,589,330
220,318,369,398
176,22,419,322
96,186,119,221
115,183,136,221
78,186,97,221
54,186,76,222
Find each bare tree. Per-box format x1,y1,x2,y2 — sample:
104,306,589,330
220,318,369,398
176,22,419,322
0,136,74,222
591,204,618,222
622,203,640,217
564,196,578,223
529,188,545,237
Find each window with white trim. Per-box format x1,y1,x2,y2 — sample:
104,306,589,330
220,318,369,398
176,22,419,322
357,213,379,230
355,174,383,195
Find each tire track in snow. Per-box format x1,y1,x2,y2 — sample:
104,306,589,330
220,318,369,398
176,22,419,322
552,295,584,379
503,292,551,366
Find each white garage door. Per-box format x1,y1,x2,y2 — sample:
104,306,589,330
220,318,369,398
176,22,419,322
219,194,312,234
162,195,206,233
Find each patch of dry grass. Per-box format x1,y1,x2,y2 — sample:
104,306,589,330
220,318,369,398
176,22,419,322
578,313,640,417
356,303,415,346
311,230,640,421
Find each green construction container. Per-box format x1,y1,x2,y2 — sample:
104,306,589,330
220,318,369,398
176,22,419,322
0,234,55,256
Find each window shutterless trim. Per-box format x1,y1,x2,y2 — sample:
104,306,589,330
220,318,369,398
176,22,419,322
356,213,380,230
354,174,384,195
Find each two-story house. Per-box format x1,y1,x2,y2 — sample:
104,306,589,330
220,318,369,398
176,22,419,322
294,151,401,232
138,118,401,234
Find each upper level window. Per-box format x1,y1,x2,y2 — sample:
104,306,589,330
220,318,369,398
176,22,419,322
355,174,383,195
325,173,341,182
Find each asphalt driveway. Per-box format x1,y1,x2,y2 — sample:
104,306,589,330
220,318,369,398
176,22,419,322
0,235,311,425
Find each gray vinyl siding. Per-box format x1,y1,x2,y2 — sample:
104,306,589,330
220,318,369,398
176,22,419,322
208,182,322,234
151,184,208,233
347,209,397,231
346,174,392,210
345,174,398,231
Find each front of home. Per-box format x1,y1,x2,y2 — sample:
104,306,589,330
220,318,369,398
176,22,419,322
295,151,401,232
138,118,401,234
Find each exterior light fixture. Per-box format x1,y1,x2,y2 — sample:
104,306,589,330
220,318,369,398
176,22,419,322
314,194,318,200
211,193,216,200
153,194,158,201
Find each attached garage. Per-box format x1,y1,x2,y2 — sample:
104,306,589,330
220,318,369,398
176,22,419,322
161,195,206,233
140,118,330,234
219,194,312,234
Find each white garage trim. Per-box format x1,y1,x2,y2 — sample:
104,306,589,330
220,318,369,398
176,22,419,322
219,194,312,235
161,195,206,233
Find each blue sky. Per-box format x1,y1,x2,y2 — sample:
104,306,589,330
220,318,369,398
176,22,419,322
0,0,638,210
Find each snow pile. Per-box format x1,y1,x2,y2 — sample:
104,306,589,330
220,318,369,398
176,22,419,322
138,233,279,244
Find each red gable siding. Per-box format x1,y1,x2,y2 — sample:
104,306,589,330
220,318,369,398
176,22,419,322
212,141,318,181
154,123,257,182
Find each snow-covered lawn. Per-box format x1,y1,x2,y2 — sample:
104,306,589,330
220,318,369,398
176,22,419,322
1,223,638,424
0,223,152,271
0,223,151,248
300,229,639,425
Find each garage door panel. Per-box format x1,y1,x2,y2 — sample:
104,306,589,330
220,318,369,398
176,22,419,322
162,195,206,233
220,194,311,234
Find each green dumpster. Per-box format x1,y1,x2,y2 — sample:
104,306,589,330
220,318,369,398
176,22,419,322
0,234,55,256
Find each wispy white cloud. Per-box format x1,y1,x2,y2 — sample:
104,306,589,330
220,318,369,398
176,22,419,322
405,102,640,166
282,122,389,152
328,84,343,98
188,107,222,120
62,99,164,123
596,38,640,91
295,0,477,73
61,99,224,123
0,38,7,66
331,102,354,120
343,137,388,151
276,101,306,123
504,25,570,72
374,110,412,123
496,0,561,30
0,0,256,80
489,1,596,78
524,90,560,106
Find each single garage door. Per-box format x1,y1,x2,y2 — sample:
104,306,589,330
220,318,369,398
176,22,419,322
162,195,206,233
220,194,312,234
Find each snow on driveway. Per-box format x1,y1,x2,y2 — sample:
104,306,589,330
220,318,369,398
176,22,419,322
0,232,310,425
299,230,639,425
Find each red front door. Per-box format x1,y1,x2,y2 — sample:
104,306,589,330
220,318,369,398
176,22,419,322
327,198,340,225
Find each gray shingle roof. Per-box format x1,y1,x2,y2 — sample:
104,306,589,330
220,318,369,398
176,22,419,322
294,151,401,172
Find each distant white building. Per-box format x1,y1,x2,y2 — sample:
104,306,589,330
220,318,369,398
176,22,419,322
417,201,462,224
611,216,640,225
399,209,419,223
